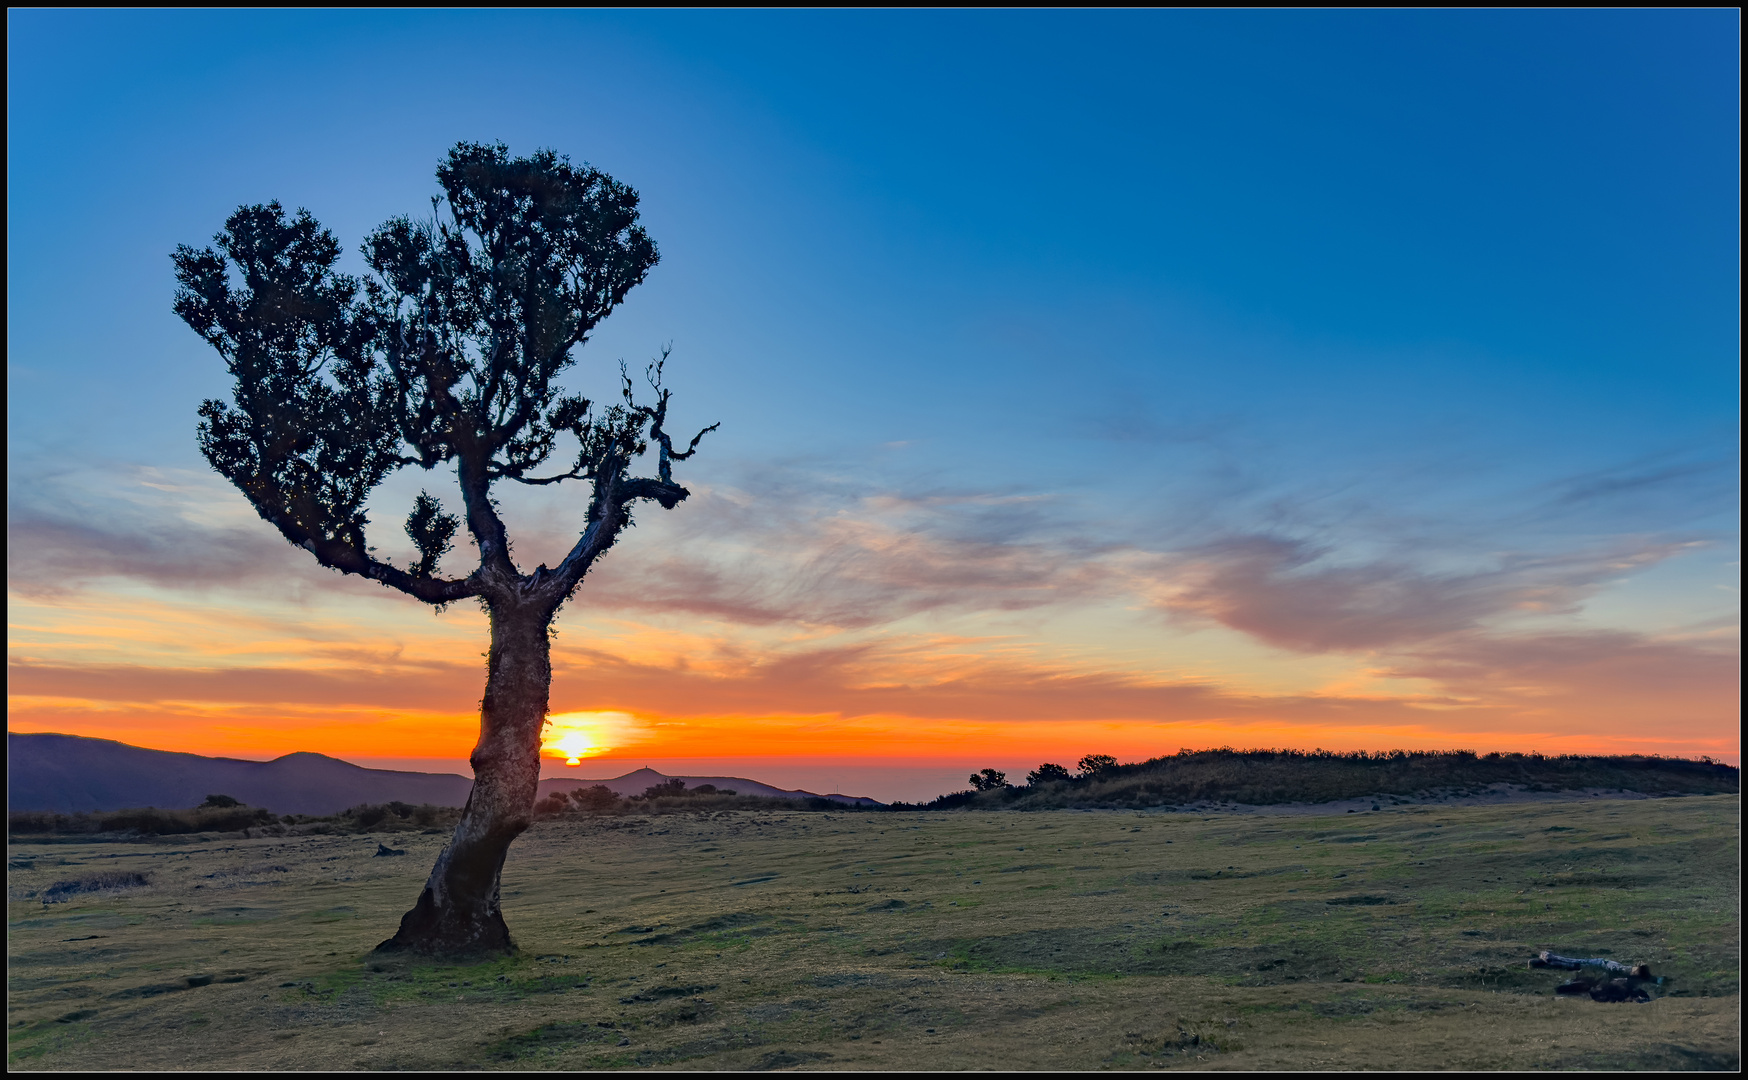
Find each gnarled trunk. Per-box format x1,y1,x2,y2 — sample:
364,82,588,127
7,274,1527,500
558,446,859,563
377,596,552,955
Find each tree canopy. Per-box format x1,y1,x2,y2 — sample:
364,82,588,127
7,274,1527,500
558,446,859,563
173,142,712,609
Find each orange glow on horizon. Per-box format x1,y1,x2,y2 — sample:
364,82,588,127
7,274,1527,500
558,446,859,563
540,711,626,765
10,581,1739,769
6,699,1740,767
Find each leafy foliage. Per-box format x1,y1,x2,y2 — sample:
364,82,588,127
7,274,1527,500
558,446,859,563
172,142,713,606
404,490,459,577
175,203,399,572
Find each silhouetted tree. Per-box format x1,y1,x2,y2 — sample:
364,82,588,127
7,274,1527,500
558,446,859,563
1026,763,1072,786
1077,754,1119,778
173,142,715,955
641,778,688,799
970,768,1008,791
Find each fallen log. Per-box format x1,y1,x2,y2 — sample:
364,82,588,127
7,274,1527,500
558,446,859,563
1528,951,1649,978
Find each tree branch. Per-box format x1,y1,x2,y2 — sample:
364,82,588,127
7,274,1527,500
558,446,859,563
255,505,480,605
618,476,689,509
505,466,587,486
456,448,519,583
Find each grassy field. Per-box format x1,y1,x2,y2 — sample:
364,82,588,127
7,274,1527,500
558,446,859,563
7,796,1738,1070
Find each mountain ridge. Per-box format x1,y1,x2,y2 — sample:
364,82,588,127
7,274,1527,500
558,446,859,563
6,733,880,814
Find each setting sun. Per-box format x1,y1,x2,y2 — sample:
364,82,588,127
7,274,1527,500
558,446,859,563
554,731,593,765
541,711,634,765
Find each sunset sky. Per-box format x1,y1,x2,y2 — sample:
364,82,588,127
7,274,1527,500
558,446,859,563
8,11,1739,801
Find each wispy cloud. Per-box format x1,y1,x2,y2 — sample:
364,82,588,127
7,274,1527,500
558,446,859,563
1546,453,1736,514
1134,535,1693,654
581,484,1118,628
1384,629,1739,716
6,465,315,599
9,455,1733,682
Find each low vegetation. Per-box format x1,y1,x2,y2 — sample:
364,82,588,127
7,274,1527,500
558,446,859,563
928,749,1740,810
7,786,858,841
12,750,1735,841
7,797,462,839
535,781,849,818
8,802,279,837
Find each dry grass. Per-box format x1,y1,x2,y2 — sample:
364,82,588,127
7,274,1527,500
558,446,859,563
6,795,1738,1070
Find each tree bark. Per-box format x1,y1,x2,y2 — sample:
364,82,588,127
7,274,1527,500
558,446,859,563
377,593,553,955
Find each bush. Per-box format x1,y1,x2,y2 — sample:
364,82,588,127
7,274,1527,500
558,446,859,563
640,778,688,800
568,785,621,812
334,802,459,831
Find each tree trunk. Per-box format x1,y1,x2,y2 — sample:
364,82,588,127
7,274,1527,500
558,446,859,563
377,595,552,955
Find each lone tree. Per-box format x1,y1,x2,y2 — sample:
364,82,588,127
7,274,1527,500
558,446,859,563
1025,762,1072,786
1077,754,1118,779
173,142,715,955
969,768,1007,792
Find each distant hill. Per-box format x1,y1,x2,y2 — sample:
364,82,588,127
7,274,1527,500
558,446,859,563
538,768,882,807
927,748,1741,811
7,733,473,816
7,733,882,814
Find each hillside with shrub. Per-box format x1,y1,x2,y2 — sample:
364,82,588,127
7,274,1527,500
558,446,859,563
921,749,1740,810
7,795,463,839
7,781,862,839
534,778,854,817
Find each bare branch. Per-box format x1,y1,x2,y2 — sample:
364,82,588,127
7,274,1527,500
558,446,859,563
506,467,587,486
643,349,718,484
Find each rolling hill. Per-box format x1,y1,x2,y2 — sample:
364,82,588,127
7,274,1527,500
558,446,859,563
6,733,881,814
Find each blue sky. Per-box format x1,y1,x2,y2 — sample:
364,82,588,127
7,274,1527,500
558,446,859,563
7,11,1739,795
